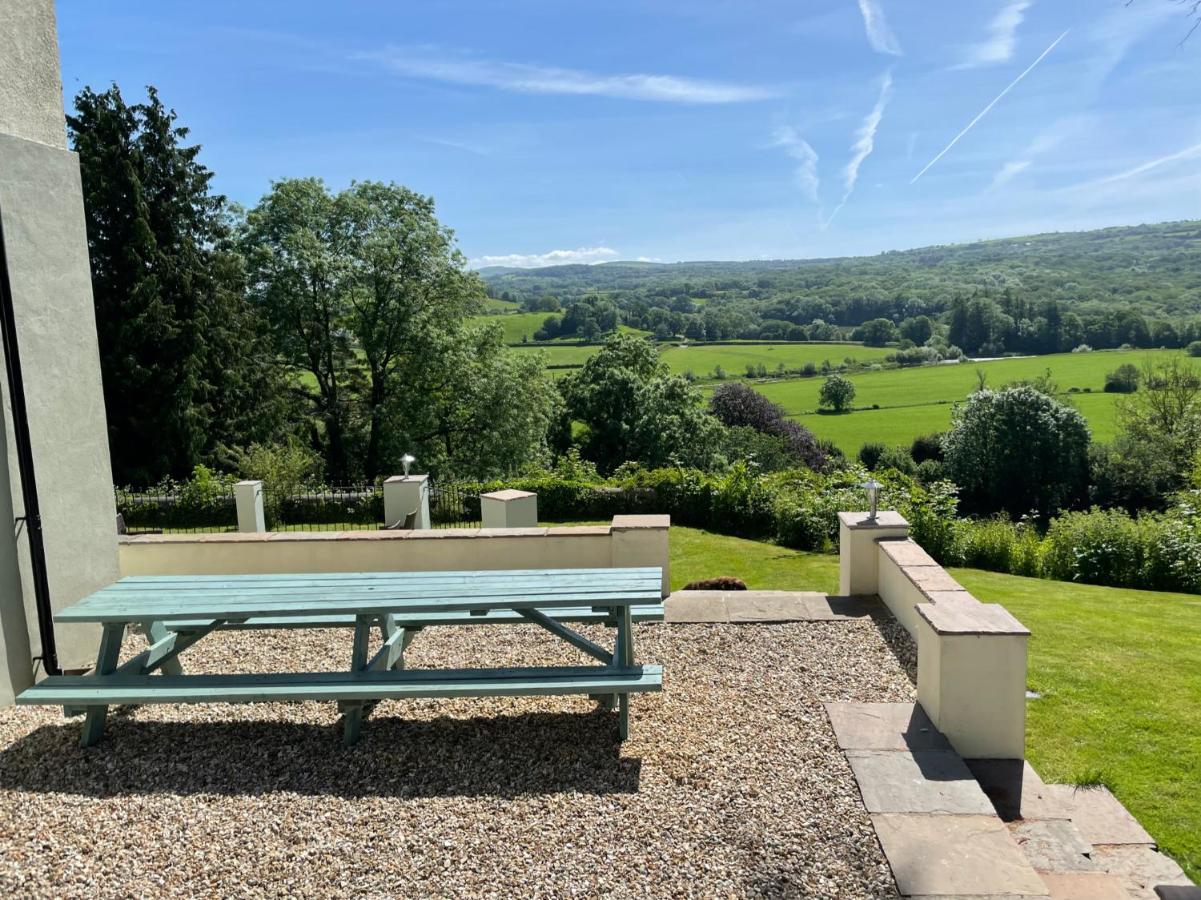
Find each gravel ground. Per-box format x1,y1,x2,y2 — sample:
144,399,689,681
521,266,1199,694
0,616,916,899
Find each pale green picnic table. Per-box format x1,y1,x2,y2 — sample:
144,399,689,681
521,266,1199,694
18,567,664,747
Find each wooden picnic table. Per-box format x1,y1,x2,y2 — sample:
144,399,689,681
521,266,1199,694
17,567,665,747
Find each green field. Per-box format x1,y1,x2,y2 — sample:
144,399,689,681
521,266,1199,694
510,340,895,377
472,311,560,343
664,525,1200,882
745,349,1185,453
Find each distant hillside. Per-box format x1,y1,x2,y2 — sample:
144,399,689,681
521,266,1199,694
482,220,1201,318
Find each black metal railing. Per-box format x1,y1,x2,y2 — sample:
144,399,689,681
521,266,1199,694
115,480,483,533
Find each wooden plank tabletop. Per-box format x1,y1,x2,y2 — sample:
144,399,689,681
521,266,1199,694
55,567,664,623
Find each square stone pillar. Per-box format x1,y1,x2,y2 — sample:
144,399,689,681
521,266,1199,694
916,601,1030,760
234,480,266,533
384,474,430,530
610,514,670,598
480,489,537,529
838,511,909,596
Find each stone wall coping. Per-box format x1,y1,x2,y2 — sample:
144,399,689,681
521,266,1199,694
902,565,965,598
918,600,1031,636
611,514,670,531
480,489,535,502
383,473,428,484
876,537,937,567
838,511,910,530
117,522,618,546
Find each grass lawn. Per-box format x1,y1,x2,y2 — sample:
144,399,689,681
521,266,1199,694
747,348,1183,454
471,311,561,343
664,525,1200,881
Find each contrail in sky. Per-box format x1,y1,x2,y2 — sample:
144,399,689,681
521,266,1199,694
911,29,1069,183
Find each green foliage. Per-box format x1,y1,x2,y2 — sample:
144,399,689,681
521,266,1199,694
70,84,292,485
1188,341,1201,357
819,374,856,412
562,334,724,473
943,387,1091,518
1104,363,1141,393
858,442,886,469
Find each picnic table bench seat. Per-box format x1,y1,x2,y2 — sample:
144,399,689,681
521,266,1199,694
17,567,665,748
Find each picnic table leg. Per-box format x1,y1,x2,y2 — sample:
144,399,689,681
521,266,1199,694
615,605,634,740
342,614,372,747
79,623,125,748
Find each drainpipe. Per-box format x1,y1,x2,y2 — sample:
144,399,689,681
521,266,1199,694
0,200,59,675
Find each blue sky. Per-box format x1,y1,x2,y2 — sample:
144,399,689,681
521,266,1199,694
57,1,1201,267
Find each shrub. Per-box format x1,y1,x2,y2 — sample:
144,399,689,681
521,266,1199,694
914,459,945,485
1072,344,1092,353
709,382,830,471
910,433,944,463
1042,508,1151,589
942,387,1091,519
1188,340,1201,358
875,446,917,476
858,442,886,470
1103,364,1140,394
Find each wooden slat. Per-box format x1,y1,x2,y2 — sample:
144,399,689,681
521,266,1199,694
56,589,661,623
113,567,659,587
163,604,665,631
18,665,664,705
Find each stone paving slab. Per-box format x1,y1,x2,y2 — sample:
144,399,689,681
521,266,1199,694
1039,785,1156,847
1037,872,1133,900
1008,819,1096,873
872,813,1049,897
847,749,996,815
1091,845,1194,895
664,590,878,623
825,701,951,752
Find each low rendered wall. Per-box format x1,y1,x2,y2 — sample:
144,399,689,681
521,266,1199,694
118,515,671,597
839,511,1029,761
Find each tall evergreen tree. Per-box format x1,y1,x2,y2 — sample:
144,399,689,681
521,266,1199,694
68,85,290,485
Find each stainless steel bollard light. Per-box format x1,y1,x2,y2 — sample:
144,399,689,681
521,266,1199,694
401,454,416,477
861,478,882,522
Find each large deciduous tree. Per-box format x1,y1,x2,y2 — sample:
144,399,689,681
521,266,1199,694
942,386,1091,518
562,334,723,473
69,84,290,485
243,179,555,480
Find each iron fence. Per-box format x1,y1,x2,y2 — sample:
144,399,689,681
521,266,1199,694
115,481,482,534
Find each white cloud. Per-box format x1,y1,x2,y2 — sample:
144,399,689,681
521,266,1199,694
469,247,620,269
989,159,1031,189
856,0,902,56
770,126,820,201
1078,140,1201,189
911,29,1069,183
827,71,892,223
360,48,776,104
959,1,1032,68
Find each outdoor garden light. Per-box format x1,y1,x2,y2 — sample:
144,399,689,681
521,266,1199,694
401,454,415,477
861,478,882,522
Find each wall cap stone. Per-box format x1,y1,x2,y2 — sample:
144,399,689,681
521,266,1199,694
383,474,428,484
838,511,909,530
117,523,618,546
876,538,937,567
480,489,535,502
475,527,548,538
917,601,1031,636
611,514,670,531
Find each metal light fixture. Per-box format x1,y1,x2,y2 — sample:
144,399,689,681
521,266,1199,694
401,454,416,477
861,478,882,522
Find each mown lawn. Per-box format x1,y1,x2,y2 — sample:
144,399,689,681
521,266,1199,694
664,525,1200,882
746,348,1184,454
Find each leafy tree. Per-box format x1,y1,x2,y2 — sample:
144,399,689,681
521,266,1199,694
708,382,829,470
242,179,487,479
379,322,560,478
69,84,290,485
900,315,935,345
1115,358,1201,478
241,178,357,480
856,318,898,347
819,374,856,412
562,334,722,473
1103,364,1141,394
942,387,1091,517
337,181,483,478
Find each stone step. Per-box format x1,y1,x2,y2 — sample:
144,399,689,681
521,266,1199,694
664,590,877,623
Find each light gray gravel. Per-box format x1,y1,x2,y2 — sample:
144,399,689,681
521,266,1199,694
0,617,916,898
